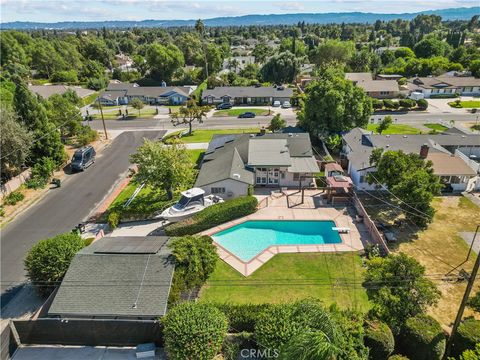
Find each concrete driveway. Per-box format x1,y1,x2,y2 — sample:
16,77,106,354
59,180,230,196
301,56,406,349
426,97,477,114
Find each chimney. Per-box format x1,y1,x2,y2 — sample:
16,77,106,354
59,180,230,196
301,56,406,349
260,127,266,135
420,144,429,159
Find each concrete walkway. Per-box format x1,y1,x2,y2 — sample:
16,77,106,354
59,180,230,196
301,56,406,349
460,232,479,255
184,142,209,149
110,219,167,237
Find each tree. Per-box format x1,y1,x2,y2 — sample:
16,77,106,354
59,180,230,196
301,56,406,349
311,40,354,67
163,302,228,360
268,114,286,132
470,59,480,78
130,98,144,116
369,149,442,227
0,107,32,179
129,139,195,200
24,232,85,296
260,51,299,84
324,134,342,153
377,115,393,134
414,37,451,58
364,253,440,330
467,291,480,313
46,93,83,138
252,43,272,63
145,43,184,82
298,66,372,135
13,82,48,131
170,100,209,135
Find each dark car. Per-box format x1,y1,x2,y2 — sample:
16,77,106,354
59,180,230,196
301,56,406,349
71,145,96,172
238,112,256,118
216,102,233,110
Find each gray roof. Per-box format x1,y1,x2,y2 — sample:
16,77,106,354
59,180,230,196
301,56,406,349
29,85,95,99
248,139,291,166
126,86,190,98
345,72,372,82
356,80,399,93
288,157,320,173
407,76,480,89
202,86,293,99
98,90,127,101
48,236,174,319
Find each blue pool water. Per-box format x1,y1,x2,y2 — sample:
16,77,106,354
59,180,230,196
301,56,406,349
212,220,342,262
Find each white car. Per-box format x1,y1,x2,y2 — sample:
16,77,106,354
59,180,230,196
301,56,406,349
273,101,281,107
281,101,291,108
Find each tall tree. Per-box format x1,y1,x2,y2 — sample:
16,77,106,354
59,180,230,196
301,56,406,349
310,40,354,67
129,139,195,200
145,43,184,82
260,51,299,84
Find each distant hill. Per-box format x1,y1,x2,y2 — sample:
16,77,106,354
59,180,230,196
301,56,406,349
1,7,478,30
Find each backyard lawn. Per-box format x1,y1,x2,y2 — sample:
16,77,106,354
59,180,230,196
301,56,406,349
423,123,448,132
187,149,204,166
360,195,480,326
366,124,420,134
213,108,271,117
448,100,480,108
168,128,260,143
200,252,370,311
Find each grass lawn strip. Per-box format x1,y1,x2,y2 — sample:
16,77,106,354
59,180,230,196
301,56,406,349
423,123,448,132
213,108,271,117
167,129,260,143
366,124,420,134
200,252,370,311
448,100,480,108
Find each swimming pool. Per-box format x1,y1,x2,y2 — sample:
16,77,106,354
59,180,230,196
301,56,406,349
212,220,342,262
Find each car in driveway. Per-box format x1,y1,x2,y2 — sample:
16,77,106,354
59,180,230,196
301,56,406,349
273,101,281,107
71,145,96,172
216,102,233,110
281,101,292,108
238,112,256,118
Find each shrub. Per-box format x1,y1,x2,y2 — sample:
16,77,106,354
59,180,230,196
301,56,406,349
26,157,57,189
388,356,409,360
163,302,228,360
399,314,445,360
222,333,254,360
416,99,428,110
216,303,273,332
51,70,78,83
76,126,98,146
399,99,416,109
24,232,85,296
364,320,395,360
372,98,384,110
164,196,258,236
458,343,480,360
0,205,4,217
3,190,25,206
452,318,480,357
383,99,395,109
254,303,298,350
107,211,120,229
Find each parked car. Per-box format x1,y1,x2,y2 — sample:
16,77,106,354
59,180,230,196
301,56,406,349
282,101,292,108
71,146,96,172
216,102,233,110
238,112,256,118
273,101,281,107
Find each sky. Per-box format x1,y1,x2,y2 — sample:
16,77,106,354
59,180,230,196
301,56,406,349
1,0,478,23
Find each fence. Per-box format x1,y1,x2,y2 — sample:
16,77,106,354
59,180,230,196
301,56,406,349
352,193,390,255
1,169,31,199
12,318,163,347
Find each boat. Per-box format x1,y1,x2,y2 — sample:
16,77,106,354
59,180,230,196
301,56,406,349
159,188,224,222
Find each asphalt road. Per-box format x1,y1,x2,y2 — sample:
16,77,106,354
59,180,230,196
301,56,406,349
87,112,478,131
1,130,165,304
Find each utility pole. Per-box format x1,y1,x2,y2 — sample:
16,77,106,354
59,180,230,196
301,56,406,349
97,98,108,140
444,224,480,359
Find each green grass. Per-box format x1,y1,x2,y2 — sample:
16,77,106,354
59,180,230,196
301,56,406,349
167,128,260,143
423,123,448,132
213,108,271,117
366,124,420,135
200,253,370,311
187,149,205,167
82,92,99,106
448,100,480,108
93,108,158,120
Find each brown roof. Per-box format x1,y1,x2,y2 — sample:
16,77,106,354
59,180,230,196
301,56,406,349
426,153,477,176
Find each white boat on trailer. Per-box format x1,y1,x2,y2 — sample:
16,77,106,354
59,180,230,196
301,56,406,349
159,188,223,222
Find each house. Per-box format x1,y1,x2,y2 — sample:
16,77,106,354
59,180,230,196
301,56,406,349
97,82,195,106
195,130,320,199
375,46,400,55
222,56,256,73
48,236,174,320
28,84,95,100
341,128,480,192
346,72,400,99
114,53,134,72
406,75,480,98
202,86,294,106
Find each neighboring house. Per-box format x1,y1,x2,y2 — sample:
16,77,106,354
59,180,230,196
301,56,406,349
375,74,403,81
222,56,256,73
28,85,95,100
195,130,320,199
374,46,400,55
341,127,480,192
48,236,174,320
202,86,293,106
97,82,195,106
114,53,134,72
406,75,480,98
346,72,400,99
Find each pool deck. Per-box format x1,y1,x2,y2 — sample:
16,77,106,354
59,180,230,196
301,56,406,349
201,190,368,276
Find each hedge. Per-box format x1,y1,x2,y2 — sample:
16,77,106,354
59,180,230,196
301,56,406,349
215,303,273,332
164,196,258,236
163,302,228,360
364,320,395,360
388,356,409,360
452,318,480,358
399,314,445,360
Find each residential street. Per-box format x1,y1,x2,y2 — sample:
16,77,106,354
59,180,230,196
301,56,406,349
0,130,165,306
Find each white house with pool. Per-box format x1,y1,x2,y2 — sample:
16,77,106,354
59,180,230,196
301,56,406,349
195,130,320,199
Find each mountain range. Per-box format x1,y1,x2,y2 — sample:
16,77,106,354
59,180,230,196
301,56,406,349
1,7,479,30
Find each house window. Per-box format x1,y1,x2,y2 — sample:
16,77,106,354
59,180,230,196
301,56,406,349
281,172,285,179
261,177,267,184
359,176,366,183
211,187,226,194
293,173,300,181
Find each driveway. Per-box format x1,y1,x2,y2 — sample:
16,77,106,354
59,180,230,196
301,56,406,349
1,130,165,306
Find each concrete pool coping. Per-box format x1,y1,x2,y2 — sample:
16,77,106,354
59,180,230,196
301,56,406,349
201,216,364,276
